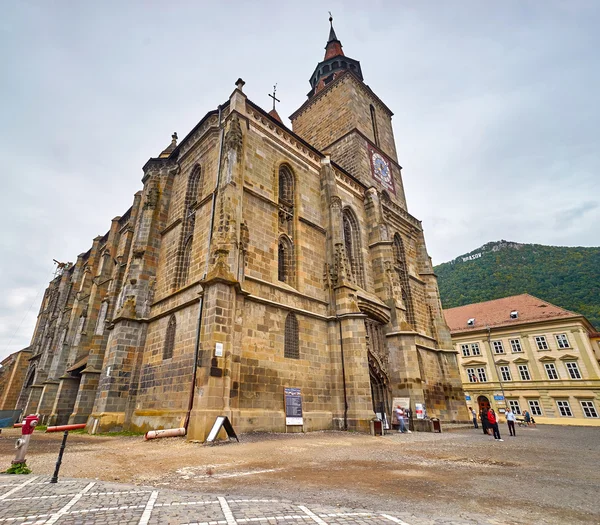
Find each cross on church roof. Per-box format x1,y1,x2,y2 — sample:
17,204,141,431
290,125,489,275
268,84,280,111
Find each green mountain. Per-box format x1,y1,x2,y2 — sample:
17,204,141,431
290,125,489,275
434,240,600,330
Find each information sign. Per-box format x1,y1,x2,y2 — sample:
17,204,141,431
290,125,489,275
493,395,505,401
284,387,303,426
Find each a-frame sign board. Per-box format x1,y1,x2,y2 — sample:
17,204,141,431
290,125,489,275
205,416,239,444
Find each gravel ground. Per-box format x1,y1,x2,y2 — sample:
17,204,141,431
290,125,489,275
1,424,598,524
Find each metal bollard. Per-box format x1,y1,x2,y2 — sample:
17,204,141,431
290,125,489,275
46,423,86,483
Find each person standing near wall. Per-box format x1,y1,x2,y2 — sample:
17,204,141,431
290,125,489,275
480,407,489,436
469,407,478,429
505,407,516,437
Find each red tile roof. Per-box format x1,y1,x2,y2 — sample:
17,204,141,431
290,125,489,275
444,294,581,333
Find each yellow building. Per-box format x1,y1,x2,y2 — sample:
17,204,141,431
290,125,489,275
445,294,600,426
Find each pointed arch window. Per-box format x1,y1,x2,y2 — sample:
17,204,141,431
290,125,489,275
278,235,294,285
180,236,193,286
278,164,294,236
342,208,366,288
393,234,415,329
370,104,380,147
284,312,299,359
175,165,202,289
95,301,109,335
163,315,176,360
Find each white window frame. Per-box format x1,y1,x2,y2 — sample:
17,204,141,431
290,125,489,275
476,367,487,382
544,363,559,380
499,365,512,381
461,344,470,357
518,364,531,381
470,343,481,356
565,361,582,380
556,400,572,417
492,340,505,354
580,400,598,418
509,339,523,353
535,336,549,350
507,400,521,415
528,400,543,416
555,333,570,349
466,368,477,383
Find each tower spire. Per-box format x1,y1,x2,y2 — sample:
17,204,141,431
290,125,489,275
324,12,344,60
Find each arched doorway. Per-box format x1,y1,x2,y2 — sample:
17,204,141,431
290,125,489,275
365,319,391,424
478,395,491,411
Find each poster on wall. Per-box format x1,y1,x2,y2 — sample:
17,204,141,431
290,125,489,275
415,403,427,419
284,387,303,426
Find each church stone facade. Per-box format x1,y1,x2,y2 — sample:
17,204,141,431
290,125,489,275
15,21,467,439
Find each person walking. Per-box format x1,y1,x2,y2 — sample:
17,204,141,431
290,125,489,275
506,407,516,437
469,407,478,429
487,408,503,441
395,406,407,433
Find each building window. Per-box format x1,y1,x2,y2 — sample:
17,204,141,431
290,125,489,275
510,339,523,353
518,364,531,381
461,344,470,357
95,301,109,335
278,164,295,236
555,334,570,349
544,363,559,380
535,336,549,350
471,343,481,356
466,368,477,383
528,400,543,416
492,341,505,354
393,234,415,328
565,362,582,379
180,236,193,286
370,104,380,147
580,400,598,418
278,236,294,285
163,315,176,360
477,367,487,382
500,366,512,381
508,400,521,415
556,400,572,417
284,312,299,359
343,208,366,289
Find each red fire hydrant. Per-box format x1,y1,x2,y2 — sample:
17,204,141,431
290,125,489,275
13,414,39,465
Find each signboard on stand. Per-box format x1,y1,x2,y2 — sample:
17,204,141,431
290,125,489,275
284,387,303,426
415,403,427,419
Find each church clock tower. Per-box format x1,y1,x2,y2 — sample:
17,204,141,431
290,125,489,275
290,16,407,209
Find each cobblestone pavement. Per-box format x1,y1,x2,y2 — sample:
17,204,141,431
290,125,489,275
0,475,502,525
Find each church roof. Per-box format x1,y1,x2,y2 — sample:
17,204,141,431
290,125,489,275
444,294,583,334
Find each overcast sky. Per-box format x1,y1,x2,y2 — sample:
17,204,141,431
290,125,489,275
1,1,598,361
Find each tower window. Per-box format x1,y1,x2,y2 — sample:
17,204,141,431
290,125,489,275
370,104,380,147
163,315,176,360
278,236,294,285
284,312,299,359
393,234,415,328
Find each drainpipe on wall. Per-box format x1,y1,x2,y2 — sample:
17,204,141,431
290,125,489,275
184,104,226,432
486,325,507,406
338,318,348,430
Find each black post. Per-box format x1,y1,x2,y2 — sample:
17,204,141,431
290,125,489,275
50,431,69,483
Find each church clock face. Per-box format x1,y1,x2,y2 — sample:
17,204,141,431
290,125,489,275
368,145,395,194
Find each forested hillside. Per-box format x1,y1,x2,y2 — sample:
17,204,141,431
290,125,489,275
434,241,600,329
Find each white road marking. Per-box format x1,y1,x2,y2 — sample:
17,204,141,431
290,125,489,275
298,506,329,525
138,490,159,525
0,476,38,500
218,496,238,524
381,514,412,524
43,481,95,525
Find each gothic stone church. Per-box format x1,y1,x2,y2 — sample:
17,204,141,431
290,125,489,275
16,20,467,439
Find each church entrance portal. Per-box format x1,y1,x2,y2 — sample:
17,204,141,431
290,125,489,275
365,319,391,424
478,395,491,412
